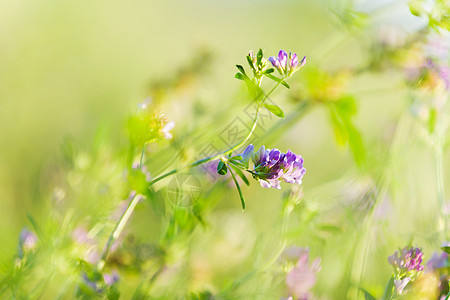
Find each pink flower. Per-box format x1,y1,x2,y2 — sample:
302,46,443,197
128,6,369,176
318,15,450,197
285,249,321,299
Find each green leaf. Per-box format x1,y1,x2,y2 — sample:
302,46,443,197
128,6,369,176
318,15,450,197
229,164,250,186
409,0,424,16
229,168,246,209
336,95,357,116
263,68,274,74
246,55,255,70
441,244,450,254
347,122,365,166
217,161,228,175
235,73,245,80
228,159,245,169
265,73,290,89
26,213,42,236
257,49,263,66
359,288,377,300
382,276,395,300
264,103,285,118
236,64,246,75
235,71,263,99
328,98,366,166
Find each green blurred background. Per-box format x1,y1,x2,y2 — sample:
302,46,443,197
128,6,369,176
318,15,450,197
0,0,447,298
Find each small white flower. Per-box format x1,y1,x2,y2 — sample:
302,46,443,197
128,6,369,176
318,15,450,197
161,121,175,140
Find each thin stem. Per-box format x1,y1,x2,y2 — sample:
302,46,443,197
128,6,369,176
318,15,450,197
98,193,141,270
139,144,146,171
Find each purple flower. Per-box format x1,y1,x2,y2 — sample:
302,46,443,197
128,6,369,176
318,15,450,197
72,226,101,264
285,248,321,299
269,50,306,76
18,228,38,256
388,246,424,295
103,270,119,286
439,65,450,90
388,247,424,273
426,251,448,272
241,145,305,189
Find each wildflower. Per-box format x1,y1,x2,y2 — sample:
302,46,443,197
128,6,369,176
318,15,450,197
72,226,100,264
137,97,152,111
103,270,119,286
388,247,424,272
394,277,411,295
161,121,175,140
388,246,424,294
241,145,306,189
284,248,321,299
269,50,306,77
82,273,102,293
426,251,448,272
18,228,38,257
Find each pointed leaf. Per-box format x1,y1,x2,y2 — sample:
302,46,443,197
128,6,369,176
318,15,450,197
257,49,263,65
236,64,246,75
217,161,228,175
359,288,377,300
229,164,250,186
382,276,395,300
228,159,245,169
229,168,246,209
235,73,245,80
264,103,285,118
263,68,274,74
265,73,290,89
246,55,255,70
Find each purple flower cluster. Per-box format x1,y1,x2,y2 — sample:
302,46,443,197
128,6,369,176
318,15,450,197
388,247,424,273
242,145,306,189
269,50,306,77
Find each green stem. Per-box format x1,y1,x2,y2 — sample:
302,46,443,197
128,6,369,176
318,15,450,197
139,144,146,171
434,141,448,238
98,81,283,269
98,193,141,270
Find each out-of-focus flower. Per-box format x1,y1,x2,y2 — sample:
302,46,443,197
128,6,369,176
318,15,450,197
82,273,101,293
389,247,424,272
388,246,424,294
425,250,449,298
103,270,119,286
394,277,411,295
72,226,101,264
18,228,38,257
240,145,306,189
284,248,321,300
128,111,175,148
426,251,448,272
269,50,306,77
137,97,152,111
161,121,175,140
